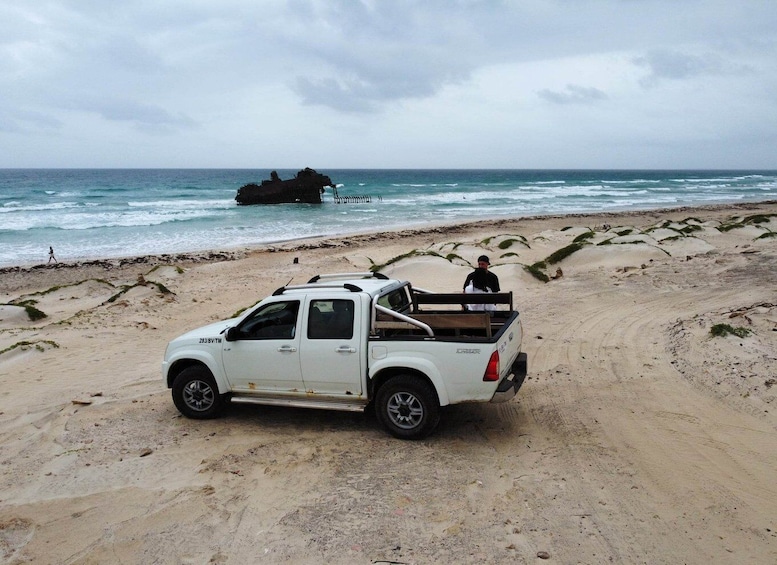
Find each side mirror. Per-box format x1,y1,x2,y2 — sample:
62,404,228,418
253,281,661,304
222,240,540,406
225,327,239,342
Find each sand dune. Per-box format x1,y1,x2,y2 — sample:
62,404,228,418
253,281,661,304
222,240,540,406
1,202,776,564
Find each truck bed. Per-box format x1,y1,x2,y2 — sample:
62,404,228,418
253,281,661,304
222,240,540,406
374,291,516,340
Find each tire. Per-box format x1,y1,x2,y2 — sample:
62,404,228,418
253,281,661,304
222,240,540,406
375,375,441,439
172,366,225,419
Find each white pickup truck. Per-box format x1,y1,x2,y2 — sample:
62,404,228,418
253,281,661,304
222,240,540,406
162,272,527,439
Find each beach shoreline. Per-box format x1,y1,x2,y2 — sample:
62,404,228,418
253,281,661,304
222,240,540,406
4,199,775,274
1,200,775,563
5,168,776,268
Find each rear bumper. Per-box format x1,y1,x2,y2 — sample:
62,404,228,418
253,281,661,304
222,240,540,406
490,352,528,403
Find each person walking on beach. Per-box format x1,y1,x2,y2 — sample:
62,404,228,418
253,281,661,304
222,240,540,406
48,246,57,263
463,255,499,292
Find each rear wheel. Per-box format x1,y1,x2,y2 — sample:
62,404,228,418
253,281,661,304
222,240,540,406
172,366,224,419
376,375,440,439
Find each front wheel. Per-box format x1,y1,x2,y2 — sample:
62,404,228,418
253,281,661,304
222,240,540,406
172,366,225,419
375,375,440,439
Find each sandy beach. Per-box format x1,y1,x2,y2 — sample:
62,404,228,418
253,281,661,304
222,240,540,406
1,201,776,564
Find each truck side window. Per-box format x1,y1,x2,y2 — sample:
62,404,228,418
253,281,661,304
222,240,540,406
238,301,299,339
308,299,354,339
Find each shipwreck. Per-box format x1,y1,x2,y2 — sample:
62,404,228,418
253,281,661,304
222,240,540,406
235,168,335,205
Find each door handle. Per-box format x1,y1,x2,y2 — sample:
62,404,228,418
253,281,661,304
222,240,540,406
336,346,357,353
277,345,297,353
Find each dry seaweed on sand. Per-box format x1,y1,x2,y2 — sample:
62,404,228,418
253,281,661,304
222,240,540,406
0,340,60,356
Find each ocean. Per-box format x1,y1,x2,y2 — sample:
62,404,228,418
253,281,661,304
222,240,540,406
1,169,775,267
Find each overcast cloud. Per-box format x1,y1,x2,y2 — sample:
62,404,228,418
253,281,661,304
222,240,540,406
1,0,775,168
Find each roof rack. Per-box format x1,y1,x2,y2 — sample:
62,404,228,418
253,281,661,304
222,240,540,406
271,272,392,296
272,282,364,296
307,272,388,283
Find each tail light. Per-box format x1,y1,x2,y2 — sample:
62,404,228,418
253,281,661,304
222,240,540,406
483,350,500,381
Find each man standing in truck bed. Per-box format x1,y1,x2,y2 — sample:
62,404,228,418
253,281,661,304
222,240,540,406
463,255,500,292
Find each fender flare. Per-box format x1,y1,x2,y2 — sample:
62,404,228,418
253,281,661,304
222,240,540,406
165,350,230,395
369,356,450,406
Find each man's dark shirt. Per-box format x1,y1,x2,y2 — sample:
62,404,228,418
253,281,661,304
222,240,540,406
463,269,500,292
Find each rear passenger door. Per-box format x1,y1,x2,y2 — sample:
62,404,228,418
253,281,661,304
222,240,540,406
300,297,363,396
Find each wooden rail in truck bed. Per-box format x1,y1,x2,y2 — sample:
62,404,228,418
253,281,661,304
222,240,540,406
412,291,513,312
374,291,514,338
375,312,494,337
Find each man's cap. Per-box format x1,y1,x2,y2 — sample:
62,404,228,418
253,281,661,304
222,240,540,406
477,255,490,264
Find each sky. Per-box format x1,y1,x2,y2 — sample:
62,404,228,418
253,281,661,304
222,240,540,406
2,0,776,169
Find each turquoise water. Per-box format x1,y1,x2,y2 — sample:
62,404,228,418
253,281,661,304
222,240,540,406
1,169,775,266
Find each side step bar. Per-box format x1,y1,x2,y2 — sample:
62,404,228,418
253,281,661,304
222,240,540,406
230,395,368,413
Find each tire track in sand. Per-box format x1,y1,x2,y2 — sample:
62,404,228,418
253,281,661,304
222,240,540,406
510,279,777,564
